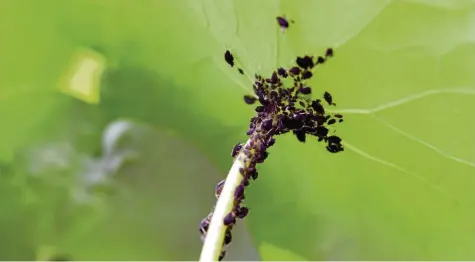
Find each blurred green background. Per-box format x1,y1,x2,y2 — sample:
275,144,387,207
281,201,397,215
1,0,475,260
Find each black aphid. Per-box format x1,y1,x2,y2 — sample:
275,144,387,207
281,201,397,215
231,143,243,157
200,216,210,234
293,130,306,143
289,66,301,76
215,180,225,198
236,207,249,218
326,48,334,57
327,119,336,125
224,228,233,245
223,212,236,226
276,16,289,29
301,71,313,80
299,86,312,95
225,50,234,67
326,135,344,153
234,184,245,199
277,67,288,77
238,68,244,75
316,56,325,64
315,126,329,138
311,100,325,115
323,91,334,105
244,95,257,105
250,170,258,180
296,56,314,69
334,114,343,118
219,252,226,261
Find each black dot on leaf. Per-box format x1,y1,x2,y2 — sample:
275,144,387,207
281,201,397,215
323,91,334,106
289,66,301,75
311,100,325,115
296,56,314,70
326,135,344,153
276,16,289,29
316,56,325,64
277,67,288,77
301,71,313,80
293,130,306,143
299,86,311,95
224,50,234,67
244,95,257,105
315,125,329,138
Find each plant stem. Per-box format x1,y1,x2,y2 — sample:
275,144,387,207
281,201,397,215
199,139,251,262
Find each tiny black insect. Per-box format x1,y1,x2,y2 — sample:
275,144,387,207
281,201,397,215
325,48,334,57
244,95,257,105
326,135,344,153
293,130,306,143
315,125,329,138
296,56,314,70
234,184,245,200
215,180,225,198
224,50,234,67
238,68,244,75
224,228,233,245
289,66,301,76
223,212,236,226
299,86,312,95
327,119,336,125
200,216,210,234
277,67,288,78
236,206,249,219
219,251,227,261
323,91,335,106
261,118,273,131
301,71,313,80
232,143,243,157
276,16,289,29
250,170,258,180
311,99,325,115
334,114,343,118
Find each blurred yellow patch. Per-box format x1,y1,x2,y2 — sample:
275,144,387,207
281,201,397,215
35,245,56,261
259,242,309,261
59,48,106,104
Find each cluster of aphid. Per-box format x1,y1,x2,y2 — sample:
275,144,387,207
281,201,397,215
199,16,344,261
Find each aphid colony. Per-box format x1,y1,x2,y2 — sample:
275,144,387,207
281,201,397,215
200,15,345,261
225,48,344,151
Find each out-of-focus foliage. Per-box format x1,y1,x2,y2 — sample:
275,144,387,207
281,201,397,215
1,0,474,260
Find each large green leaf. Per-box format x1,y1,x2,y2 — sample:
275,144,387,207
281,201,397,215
1,0,474,260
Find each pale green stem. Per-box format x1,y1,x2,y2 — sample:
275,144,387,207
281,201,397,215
199,139,252,262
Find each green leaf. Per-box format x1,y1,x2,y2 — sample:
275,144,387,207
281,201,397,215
235,0,475,260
